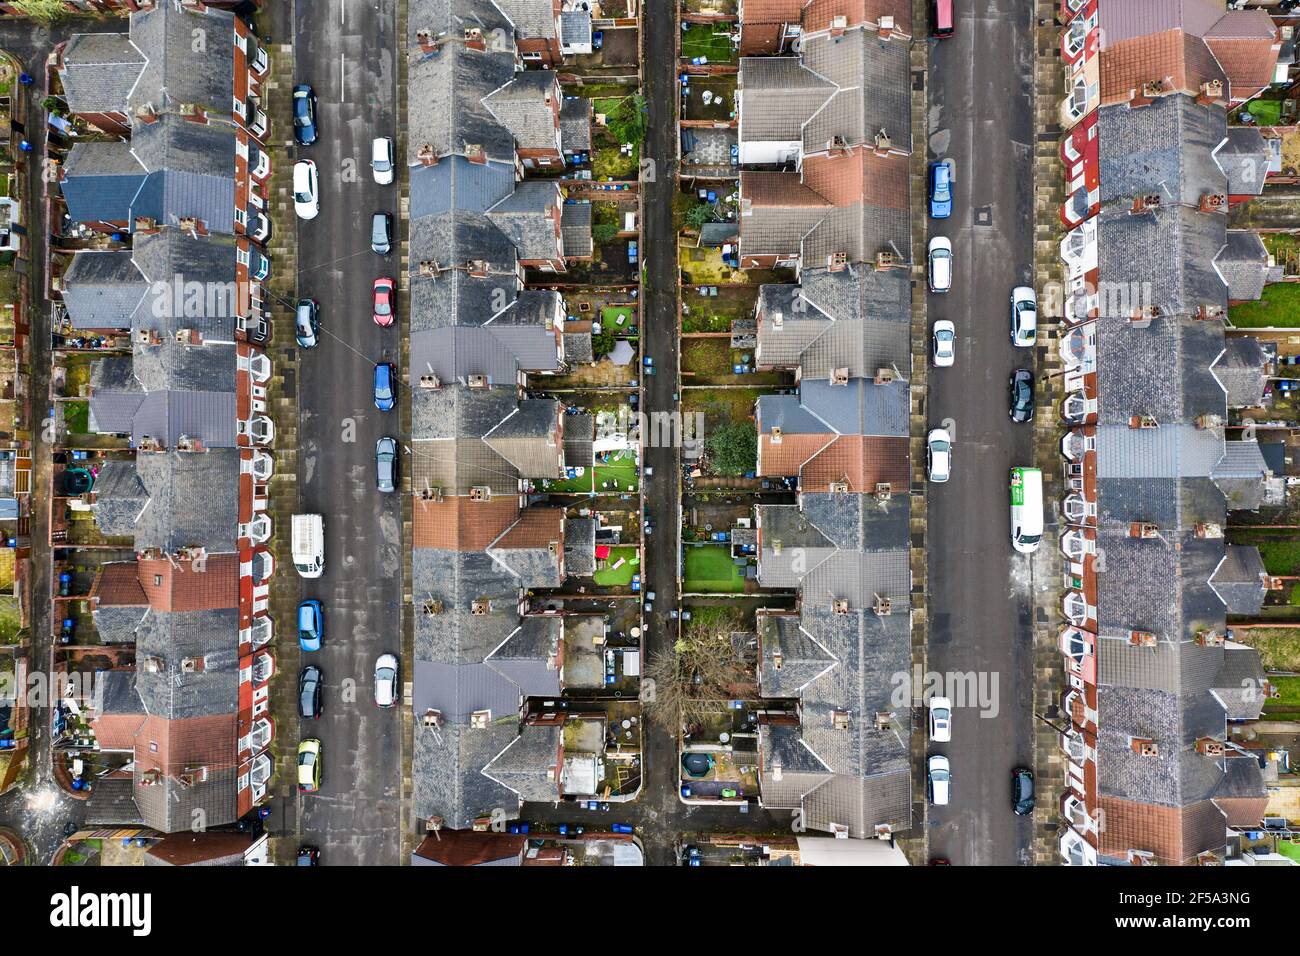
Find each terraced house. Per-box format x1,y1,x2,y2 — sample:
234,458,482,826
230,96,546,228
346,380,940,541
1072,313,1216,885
43,0,278,831
1055,0,1283,866
406,0,623,836
727,0,915,840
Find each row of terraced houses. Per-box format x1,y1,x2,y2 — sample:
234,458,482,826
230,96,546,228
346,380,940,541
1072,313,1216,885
42,0,279,833
1055,0,1288,865
734,1,917,839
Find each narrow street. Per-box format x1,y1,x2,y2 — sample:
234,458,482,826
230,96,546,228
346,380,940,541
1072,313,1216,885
282,0,403,865
924,0,1038,865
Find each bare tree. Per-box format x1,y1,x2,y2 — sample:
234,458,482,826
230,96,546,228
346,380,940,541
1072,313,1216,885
644,608,752,729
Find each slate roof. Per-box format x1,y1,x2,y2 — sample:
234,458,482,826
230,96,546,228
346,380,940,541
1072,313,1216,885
1215,230,1269,302
1097,96,1227,207
59,32,146,114
128,1,236,118
1208,545,1267,616
61,250,146,329
482,71,561,153
1216,126,1270,197
559,97,592,152
94,449,240,553
1211,335,1271,409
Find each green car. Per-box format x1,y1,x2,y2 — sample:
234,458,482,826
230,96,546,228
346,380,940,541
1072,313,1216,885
298,739,321,793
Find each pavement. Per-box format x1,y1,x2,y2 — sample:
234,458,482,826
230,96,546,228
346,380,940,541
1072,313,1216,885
266,0,404,866
923,0,1040,865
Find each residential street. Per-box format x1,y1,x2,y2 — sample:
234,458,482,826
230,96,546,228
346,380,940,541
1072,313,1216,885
284,0,402,865
924,0,1038,865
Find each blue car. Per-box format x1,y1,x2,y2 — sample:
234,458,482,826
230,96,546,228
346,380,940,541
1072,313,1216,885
928,161,953,219
292,84,318,146
297,600,323,652
373,362,395,411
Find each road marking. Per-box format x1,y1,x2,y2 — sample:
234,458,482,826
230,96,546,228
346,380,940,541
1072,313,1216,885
340,0,345,25
340,53,346,102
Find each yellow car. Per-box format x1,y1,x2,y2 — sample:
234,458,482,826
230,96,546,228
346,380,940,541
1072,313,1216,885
297,739,321,793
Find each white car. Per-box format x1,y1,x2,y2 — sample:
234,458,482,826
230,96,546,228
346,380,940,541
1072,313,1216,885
929,696,952,742
1011,285,1037,347
927,754,951,806
371,136,395,185
928,235,952,293
927,428,951,483
293,160,319,220
374,653,399,708
932,320,955,367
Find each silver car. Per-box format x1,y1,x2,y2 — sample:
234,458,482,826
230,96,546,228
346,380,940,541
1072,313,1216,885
374,653,399,708
375,436,398,493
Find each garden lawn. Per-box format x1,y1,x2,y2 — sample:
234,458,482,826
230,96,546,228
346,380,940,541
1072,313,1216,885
64,401,89,435
1279,841,1300,863
1269,675,1300,707
593,546,640,587
681,24,736,63
1239,99,1283,126
683,543,746,593
1254,539,1300,576
1234,627,1300,671
594,450,639,493
601,305,635,328
1228,283,1300,328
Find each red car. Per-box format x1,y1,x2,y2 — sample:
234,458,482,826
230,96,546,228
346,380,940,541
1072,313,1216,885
372,277,395,327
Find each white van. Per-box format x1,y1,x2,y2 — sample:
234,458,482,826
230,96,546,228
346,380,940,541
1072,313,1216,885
292,514,325,578
1010,467,1043,554
371,137,394,185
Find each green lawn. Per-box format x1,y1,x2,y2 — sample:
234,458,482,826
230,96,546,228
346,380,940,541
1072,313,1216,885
543,449,639,495
1255,540,1300,576
593,546,640,586
1269,675,1300,707
601,305,635,328
681,24,736,63
1238,99,1283,127
1279,841,1300,863
64,400,89,435
683,543,746,593
1228,283,1300,328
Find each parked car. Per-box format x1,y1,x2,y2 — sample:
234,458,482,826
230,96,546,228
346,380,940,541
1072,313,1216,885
932,319,955,367
1011,286,1037,347
373,362,395,411
293,159,319,220
375,436,398,492
297,599,323,652
292,84,318,146
299,665,323,719
1012,767,1035,815
927,754,951,806
929,696,952,742
371,211,392,255
374,653,399,708
371,136,394,185
928,235,953,293
928,161,953,219
927,428,951,483
297,739,322,792
372,277,395,327
294,298,319,348
931,0,955,39
296,846,320,866
1009,368,1034,423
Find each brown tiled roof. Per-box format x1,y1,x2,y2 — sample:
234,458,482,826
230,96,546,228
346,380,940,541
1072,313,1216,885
1203,37,1281,102
137,554,239,612
494,507,564,551
93,712,146,750
1213,794,1270,828
802,149,909,210
92,563,148,607
803,0,912,36
412,496,520,550
742,171,831,209
133,713,239,777
412,830,525,866
145,831,255,866
800,435,910,492
1097,795,1227,864
1100,30,1225,105
759,432,833,476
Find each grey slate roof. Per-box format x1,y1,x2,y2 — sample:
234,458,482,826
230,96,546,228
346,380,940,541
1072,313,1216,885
487,180,562,261
482,399,562,478
134,608,240,719
560,202,593,258
482,723,562,803
738,56,834,143
1216,126,1270,197
1215,230,1269,302
1097,202,1227,319
61,250,146,329
127,1,236,118
559,10,592,47
94,449,240,552
482,71,560,153
563,517,596,575
1097,97,1227,207
494,0,557,39
559,97,592,152
1212,335,1271,408
59,32,145,114
1209,545,1267,616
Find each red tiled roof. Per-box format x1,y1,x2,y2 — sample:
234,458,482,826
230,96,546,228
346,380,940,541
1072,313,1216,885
802,149,910,210
758,433,833,477
803,0,912,35
133,713,239,778
91,562,148,607
1203,36,1281,102
742,170,832,209
1100,29,1225,106
800,435,910,492
412,830,525,866
145,831,256,866
93,711,146,751
494,507,564,551
137,554,239,612
1097,795,1228,865
412,497,521,550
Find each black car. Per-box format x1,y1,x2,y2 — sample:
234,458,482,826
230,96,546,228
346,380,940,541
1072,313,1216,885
1009,368,1034,423
292,84,318,146
299,664,323,719
1012,767,1035,815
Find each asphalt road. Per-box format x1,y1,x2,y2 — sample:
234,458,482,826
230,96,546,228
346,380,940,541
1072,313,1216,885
924,0,1038,865
288,0,402,865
